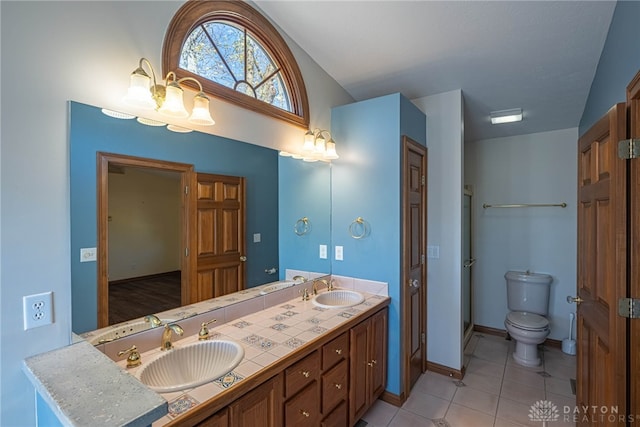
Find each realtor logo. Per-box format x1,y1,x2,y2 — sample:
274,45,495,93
529,400,560,424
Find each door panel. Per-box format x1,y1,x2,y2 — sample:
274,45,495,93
402,136,427,394
194,173,246,302
627,70,640,418
577,103,627,424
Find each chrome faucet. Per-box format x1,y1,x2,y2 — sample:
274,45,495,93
312,279,334,295
161,323,184,351
292,275,307,283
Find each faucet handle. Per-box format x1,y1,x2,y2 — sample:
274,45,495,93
198,319,217,341
327,279,335,291
300,288,310,301
118,345,141,368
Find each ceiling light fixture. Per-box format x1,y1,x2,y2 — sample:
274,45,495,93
302,128,339,161
490,108,523,125
122,58,215,127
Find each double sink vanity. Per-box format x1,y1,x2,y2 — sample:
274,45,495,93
24,275,390,427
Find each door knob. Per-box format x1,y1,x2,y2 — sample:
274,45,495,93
408,279,419,288
463,258,476,268
567,295,584,305
239,256,247,262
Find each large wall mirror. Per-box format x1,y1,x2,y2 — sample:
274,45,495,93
70,101,331,336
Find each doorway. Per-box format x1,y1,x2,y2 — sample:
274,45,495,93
462,187,475,347
97,152,194,328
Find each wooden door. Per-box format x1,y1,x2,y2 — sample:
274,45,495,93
576,103,627,423
627,71,640,418
194,173,246,302
402,136,427,395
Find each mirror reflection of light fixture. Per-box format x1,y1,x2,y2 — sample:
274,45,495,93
287,128,339,161
122,58,215,127
490,108,523,125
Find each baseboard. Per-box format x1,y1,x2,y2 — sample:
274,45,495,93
473,324,563,349
380,390,404,407
426,361,465,380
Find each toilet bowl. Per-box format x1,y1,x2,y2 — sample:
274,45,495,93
505,311,550,367
504,271,553,367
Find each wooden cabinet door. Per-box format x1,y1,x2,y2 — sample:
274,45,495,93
284,381,320,425
369,309,388,400
194,173,246,302
195,408,228,427
349,320,369,424
229,375,282,427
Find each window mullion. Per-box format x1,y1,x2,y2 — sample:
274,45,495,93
254,68,281,91
202,24,238,84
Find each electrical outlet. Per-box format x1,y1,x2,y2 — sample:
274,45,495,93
319,244,327,259
335,245,344,261
23,292,53,330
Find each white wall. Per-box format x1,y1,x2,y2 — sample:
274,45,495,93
465,128,578,341
412,90,465,370
0,2,352,425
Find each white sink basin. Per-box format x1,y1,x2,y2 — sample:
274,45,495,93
138,340,244,393
259,280,296,295
88,319,176,345
312,290,365,309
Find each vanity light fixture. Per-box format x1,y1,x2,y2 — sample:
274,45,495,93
301,128,339,161
490,108,523,125
123,58,215,127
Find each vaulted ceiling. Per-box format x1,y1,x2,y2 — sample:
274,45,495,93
255,1,616,142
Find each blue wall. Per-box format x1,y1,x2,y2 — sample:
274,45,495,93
278,157,331,277
579,1,640,135
70,102,278,333
331,93,426,396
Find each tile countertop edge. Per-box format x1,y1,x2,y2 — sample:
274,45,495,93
23,339,167,427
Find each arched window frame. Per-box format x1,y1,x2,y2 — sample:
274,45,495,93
163,0,309,128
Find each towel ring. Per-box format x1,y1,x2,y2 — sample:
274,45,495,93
294,217,311,236
349,217,369,239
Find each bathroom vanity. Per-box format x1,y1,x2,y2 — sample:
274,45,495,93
24,277,389,427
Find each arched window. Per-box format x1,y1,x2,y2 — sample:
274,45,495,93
163,1,309,128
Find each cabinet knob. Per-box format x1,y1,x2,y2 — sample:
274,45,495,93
334,383,342,390
335,348,342,355
301,370,310,378
300,410,310,418
367,362,373,367
367,359,377,367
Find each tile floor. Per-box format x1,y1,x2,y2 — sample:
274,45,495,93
361,333,577,426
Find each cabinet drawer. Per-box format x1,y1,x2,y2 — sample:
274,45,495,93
321,400,348,427
322,331,348,370
322,359,348,414
285,381,320,425
285,350,320,398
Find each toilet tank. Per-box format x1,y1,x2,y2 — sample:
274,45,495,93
505,270,553,315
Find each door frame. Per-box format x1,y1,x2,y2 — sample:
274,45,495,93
96,152,194,328
463,186,475,347
401,136,428,399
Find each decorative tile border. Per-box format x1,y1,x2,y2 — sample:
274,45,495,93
167,394,199,419
214,371,244,389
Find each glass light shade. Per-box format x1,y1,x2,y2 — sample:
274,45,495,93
303,157,318,162
324,140,339,159
279,151,292,157
123,70,156,109
101,109,135,120
314,136,326,153
158,83,189,118
188,93,215,126
136,117,166,127
303,131,315,152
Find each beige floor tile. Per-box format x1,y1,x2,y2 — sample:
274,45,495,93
388,408,435,426
466,356,506,378
445,403,495,427
545,376,574,398
545,392,576,412
544,361,576,381
494,417,528,427
452,386,499,416
496,397,539,427
362,399,399,427
473,344,509,365
500,379,545,407
414,371,458,401
461,371,503,395
503,364,545,389
402,390,450,419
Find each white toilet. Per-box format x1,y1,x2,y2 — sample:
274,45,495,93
504,270,553,367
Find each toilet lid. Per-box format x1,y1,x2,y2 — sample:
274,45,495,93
507,312,549,330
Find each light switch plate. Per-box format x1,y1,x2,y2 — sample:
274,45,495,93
80,247,97,262
253,233,261,243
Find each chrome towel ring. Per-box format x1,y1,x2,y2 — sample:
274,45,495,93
349,217,369,239
294,217,311,236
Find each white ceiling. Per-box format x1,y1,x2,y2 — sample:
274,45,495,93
255,1,617,141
